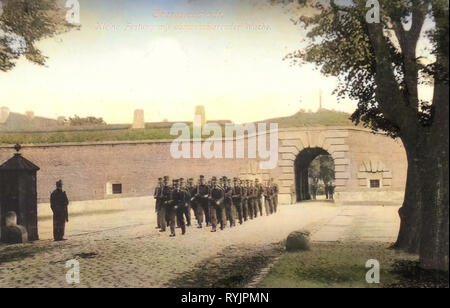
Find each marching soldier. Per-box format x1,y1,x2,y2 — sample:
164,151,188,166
208,177,225,232
179,178,192,227
50,180,69,242
232,178,244,225
241,179,249,222
159,176,172,233
168,179,186,237
255,179,264,217
264,180,273,215
193,175,210,228
154,178,164,229
223,177,235,228
187,178,197,226
246,180,255,220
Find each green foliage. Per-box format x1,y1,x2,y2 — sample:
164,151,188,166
308,155,335,185
68,115,106,126
0,0,76,72
272,0,449,138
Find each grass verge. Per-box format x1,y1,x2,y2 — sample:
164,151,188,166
257,242,449,288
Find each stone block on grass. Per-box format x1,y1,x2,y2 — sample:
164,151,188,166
286,230,311,252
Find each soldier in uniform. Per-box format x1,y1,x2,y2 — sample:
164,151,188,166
193,175,210,228
264,180,273,215
232,178,244,225
329,183,335,200
270,178,279,213
154,178,164,229
246,180,255,220
241,179,249,222
179,178,192,227
168,179,186,237
186,178,197,226
223,177,235,228
159,176,172,232
50,180,69,242
255,179,264,217
311,179,319,200
208,177,225,232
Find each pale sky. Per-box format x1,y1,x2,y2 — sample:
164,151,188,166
2,0,360,124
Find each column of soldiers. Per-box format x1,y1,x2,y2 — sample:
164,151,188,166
154,175,279,237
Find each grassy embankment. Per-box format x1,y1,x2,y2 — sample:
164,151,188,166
0,109,355,145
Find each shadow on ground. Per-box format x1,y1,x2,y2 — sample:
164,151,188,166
167,243,284,288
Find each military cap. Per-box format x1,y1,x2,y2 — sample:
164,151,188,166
56,180,63,187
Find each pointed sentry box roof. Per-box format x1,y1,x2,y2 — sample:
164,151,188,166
0,153,40,171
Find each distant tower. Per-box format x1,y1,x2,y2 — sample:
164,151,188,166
132,109,145,130
0,107,10,124
194,105,206,127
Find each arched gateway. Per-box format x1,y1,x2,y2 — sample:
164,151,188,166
294,147,333,202
272,127,406,205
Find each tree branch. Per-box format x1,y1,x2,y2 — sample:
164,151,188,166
365,21,419,134
389,0,430,110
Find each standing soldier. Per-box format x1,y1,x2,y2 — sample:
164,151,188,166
311,179,319,200
264,180,273,215
270,178,279,213
179,178,192,227
208,177,225,232
154,178,164,229
50,180,69,242
168,179,186,237
159,176,172,233
232,178,244,225
255,179,264,217
194,175,210,228
223,177,235,228
329,183,335,200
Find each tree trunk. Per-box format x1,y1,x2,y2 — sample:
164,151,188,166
418,143,449,271
418,78,449,272
394,141,422,253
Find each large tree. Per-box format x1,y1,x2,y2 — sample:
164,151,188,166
1,0,76,72
273,0,448,271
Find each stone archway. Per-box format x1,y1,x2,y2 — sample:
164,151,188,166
276,129,351,205
294,147,331,202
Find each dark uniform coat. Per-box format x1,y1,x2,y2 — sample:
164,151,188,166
50,189,69,241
